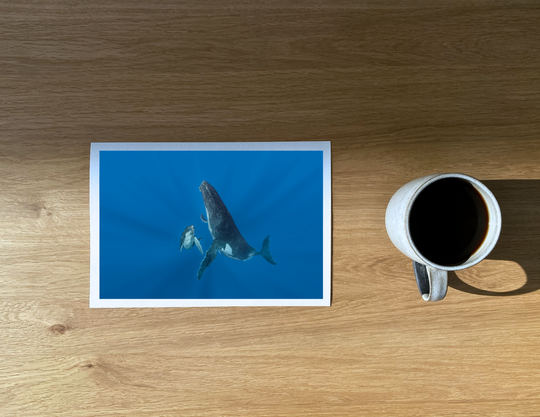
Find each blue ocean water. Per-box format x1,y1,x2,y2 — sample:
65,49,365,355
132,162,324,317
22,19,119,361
99,150,323,299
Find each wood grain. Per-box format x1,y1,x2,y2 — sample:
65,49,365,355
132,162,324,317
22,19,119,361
2,0,540,415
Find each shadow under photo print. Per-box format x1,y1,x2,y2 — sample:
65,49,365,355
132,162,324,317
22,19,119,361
90,142,331,307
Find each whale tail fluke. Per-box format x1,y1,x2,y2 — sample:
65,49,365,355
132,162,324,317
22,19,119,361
257,236,277,265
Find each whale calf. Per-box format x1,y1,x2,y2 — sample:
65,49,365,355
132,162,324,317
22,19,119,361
180,225,203,255
197,180,276,280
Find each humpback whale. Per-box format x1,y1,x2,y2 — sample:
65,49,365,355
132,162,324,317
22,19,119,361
197,180,276,280
180,225,203,255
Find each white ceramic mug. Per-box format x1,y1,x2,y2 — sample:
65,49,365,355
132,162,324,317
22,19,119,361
385,173,502,302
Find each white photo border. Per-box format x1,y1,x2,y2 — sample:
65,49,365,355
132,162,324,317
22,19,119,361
90,142,331,307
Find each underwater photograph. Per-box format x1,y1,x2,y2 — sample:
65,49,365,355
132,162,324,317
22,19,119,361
91,142,330,307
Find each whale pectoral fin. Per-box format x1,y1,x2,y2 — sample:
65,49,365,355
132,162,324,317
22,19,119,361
200,213,207,223
257,235,277,265
194,237,203,255
197,240,219,280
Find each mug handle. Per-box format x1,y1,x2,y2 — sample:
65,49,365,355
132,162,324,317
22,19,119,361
413,261,448,302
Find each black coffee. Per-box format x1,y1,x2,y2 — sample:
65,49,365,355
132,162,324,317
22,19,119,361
409,178,489,266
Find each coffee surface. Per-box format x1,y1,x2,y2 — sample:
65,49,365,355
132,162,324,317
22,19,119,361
409,178,488,266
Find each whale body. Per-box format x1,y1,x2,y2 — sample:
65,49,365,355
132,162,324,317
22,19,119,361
180,225,203,255
197,180,276,280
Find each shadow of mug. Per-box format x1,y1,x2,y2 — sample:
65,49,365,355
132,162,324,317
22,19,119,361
449,180,540,296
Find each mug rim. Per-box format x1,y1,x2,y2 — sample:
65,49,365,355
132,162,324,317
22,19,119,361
404,173,502,271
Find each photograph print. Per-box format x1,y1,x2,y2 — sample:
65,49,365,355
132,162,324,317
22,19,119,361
90,142,331,307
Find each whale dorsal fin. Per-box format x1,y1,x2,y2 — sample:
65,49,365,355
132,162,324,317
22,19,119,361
200,213,207,223
197,240,219,280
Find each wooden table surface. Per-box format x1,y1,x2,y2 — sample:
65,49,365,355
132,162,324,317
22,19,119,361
2,1,540,415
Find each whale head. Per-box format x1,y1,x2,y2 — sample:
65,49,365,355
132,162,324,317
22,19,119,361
199,181,217,207
199,180,229,236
